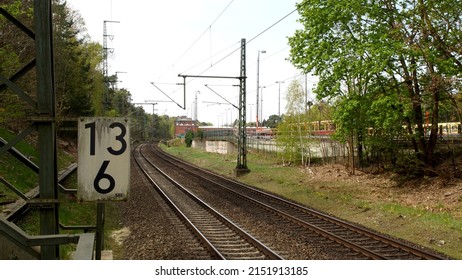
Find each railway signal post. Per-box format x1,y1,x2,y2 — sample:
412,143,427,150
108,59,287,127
78,117,130,259
78,117,130,202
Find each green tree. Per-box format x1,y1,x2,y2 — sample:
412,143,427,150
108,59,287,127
156,115,173,140
289,0,462,169
53,0,103,117
110,88,132,116
185,130,194,147
276,114,299,166
0,0,35,131
277,80,310,165
148,113,168,140
265,114,282,129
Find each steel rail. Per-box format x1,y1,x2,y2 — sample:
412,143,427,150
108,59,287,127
135,144,283,260
150,143,447,260
133,146,224,260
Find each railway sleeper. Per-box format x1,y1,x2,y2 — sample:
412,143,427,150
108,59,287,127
371,248,409,255
220,250,263,257
203,231,238,238
215,243,256,249
342,237,379,243
207,237,244,243
360,243,394,249
225,256,267,260
195,225,229,230
221,251,266,259
208,240,244,246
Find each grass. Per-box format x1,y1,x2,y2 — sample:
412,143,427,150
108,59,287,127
4,132,460,259
0,128,75,203
161,143,462,259
15,174,120,259
0,128,39,202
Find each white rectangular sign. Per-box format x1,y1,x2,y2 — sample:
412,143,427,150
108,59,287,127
78,117,130,201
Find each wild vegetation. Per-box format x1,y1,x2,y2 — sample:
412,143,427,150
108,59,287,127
285,0,462,176
162,144,462,259
0,0,173,140
2,0,462,259
1,0,173,258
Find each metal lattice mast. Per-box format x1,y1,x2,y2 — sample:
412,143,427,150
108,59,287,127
103,20,119,114
236,38,250,175
176,39,249,176
103,21,108,79
34,0,59,259
103,21,109,113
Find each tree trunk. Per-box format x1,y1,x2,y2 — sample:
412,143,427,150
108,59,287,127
349,133,355,175
426,74,441,166
400,55,427,162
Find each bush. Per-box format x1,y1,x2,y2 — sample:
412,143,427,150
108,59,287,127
185,130,194,147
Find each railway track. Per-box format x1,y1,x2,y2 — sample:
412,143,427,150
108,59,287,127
146,142,447,260
133,144,283,260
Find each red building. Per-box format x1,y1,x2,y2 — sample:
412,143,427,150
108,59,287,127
174,116,198,138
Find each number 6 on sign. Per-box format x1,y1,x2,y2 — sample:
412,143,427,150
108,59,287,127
78,117,130,201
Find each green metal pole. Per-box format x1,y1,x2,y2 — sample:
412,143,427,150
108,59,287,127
34,0,59,259
95,202,105,260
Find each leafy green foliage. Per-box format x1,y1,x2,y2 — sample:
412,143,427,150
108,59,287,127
0,128,38,203
185,130,194,147
0,1,35,129
1,1,161,141
289,0,462,170
276,80,311,165
263,115,281,129
154,115,174,140
53,1,102,117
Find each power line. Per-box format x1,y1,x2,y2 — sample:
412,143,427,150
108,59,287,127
179,40,241,75
160,5,299,101
184,7,298,77
149,42,241,100
247,7,297,45
260,46,290,63
158,0,235,79
248,73,304,94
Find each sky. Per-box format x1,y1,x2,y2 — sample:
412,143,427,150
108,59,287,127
68,0,318,126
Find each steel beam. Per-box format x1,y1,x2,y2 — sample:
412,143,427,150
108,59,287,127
0,59,36,92
0,7,35,39
0,125,36,158
0,75,37,108
34,0,59,259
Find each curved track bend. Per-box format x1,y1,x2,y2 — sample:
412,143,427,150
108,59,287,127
145,142,447,260
133,144,283,260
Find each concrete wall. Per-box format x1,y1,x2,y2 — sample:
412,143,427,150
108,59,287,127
193,138,347,159
192,139,235,155
191,139,205,150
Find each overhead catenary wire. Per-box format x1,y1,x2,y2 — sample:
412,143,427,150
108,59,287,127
158,0,235,79
179,40,241,75
181,6,299,78
245,46,291,71
158,5,300,106
246,7,297,45
247,72,305,94
151,41,241,98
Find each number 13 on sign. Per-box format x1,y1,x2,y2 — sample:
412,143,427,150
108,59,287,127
78,117,130,201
